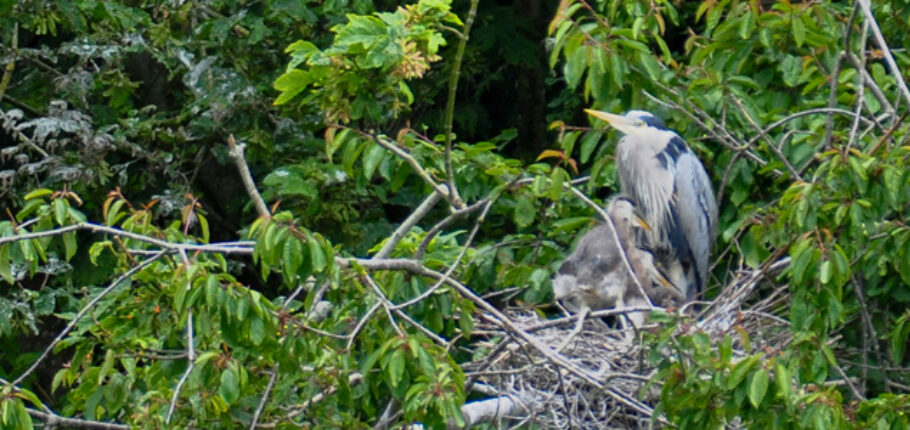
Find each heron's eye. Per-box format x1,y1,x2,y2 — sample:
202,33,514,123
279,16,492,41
633,119,646,127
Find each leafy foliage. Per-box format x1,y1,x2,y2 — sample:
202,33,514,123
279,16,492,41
1,0,910,428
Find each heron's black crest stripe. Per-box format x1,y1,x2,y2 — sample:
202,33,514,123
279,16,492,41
640,115,667,130
663,137,688,161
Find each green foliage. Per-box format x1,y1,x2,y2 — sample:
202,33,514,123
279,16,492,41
274,0,461,122
2,0,910,427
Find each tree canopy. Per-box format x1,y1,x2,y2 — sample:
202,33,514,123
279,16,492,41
1,0,909,428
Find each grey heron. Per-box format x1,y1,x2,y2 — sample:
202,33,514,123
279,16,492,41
584,109,718,300
552,197,684,327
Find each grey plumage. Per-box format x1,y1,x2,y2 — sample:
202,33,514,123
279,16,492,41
552,198,684,322
585,109,718,300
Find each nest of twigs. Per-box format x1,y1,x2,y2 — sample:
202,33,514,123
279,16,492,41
461,259,792,428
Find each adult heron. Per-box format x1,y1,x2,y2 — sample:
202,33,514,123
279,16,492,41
584,109,718,300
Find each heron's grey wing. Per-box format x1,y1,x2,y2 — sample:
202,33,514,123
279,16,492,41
673,150,718,295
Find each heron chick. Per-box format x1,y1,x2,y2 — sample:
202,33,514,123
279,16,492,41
552,198,684,327
584,109,718,300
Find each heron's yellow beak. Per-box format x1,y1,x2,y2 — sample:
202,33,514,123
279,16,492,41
635,215,651,231
584,109,636,134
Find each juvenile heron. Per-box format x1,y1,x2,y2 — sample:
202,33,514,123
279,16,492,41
552,197,684,327
584,109,718,300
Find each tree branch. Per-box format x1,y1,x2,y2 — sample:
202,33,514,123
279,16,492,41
227,134,270,219
442,0,480,208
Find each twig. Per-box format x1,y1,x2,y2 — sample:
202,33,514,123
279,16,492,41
376,188,444,259
11,251,166,386
26,408,128,429
346,302,382,350
856,0,910,107
356,129,458,207
249,365,280,430
227,134,270,218
394,198,494,311
442,0,480,208
166,308,197,424
362,272,447,345
0,23,17,103
846,19,869,153
730,97,803,181
0,222,254,254
415,197,488,259
256,373,364,428
823,53,845,149
338,258,661,420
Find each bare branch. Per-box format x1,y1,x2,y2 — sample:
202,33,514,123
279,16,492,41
166,308,197,424
0,222,254,254
856,0,910,107
442,0,480,208
249,365,280,430
26,408,128,429
376,188,444,259
227,134,270,218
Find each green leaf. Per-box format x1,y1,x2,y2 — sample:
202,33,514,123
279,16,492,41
513,195,535,229
564,45,587,89
819,260,832,284
219,368,241,405
779,55,801,87
250,316,265,345
0,246,12,284
549,167,568,201
306,232,326,273
389,348,406,389
362,143,386,180
53,198,67,225
749,368,769,408
23,189,53,201
775,362,791,398
273,69,315,105
791,14,806,47
62,231,77,261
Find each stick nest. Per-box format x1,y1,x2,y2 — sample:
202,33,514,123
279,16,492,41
463,262,792,428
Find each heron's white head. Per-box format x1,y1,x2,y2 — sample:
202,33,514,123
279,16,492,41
584,109,667,136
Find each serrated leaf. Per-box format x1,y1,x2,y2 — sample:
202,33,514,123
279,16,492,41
273,69,313,105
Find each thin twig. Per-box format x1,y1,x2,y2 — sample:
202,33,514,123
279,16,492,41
442,0,480,207
0,222,254,254
227,134,270,218
166,308,197,424
856,0,910,107
376,189,444,259
11,251,166,386
26,408,128,429
249,365,280,430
